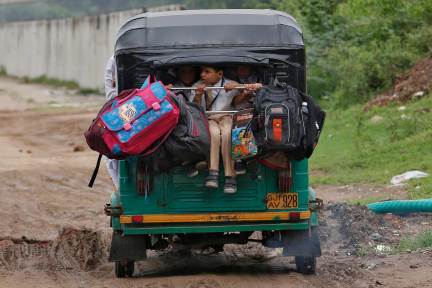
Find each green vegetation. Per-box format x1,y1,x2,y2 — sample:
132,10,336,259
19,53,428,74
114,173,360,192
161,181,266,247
346,195,393,206
0,65,6,76
309,94,432,200
78,88,100,94
396,229,432,252
21,75,79,89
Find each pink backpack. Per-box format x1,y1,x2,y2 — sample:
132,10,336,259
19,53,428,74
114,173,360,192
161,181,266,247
100,76,179,156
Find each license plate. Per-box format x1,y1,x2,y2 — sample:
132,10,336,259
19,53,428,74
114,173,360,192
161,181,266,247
267,193,298,209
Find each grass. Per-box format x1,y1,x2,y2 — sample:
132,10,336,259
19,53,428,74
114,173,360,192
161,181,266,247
346,195,393,206
309,94,432,200
78,88,100,94
0,65,6,76
21,75,79,89
396,229,432,252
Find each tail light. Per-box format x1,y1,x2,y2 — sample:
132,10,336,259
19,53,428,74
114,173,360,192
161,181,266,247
277,162,293,192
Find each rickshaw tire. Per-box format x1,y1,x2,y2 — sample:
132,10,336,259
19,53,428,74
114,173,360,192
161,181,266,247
295,256,316,275
115,261,135,278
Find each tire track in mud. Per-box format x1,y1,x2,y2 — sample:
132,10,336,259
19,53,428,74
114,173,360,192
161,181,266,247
0,227,112,286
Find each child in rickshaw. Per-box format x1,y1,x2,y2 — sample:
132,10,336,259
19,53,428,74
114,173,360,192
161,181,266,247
165,66,208,177
166,66,199,100
191,66,261,193
233,65,263,174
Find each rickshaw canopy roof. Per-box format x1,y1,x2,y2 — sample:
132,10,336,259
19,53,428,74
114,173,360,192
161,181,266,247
115,9,304,52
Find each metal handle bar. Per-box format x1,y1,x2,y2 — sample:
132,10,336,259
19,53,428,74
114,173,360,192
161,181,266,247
205,111,238,114
170,86,247,90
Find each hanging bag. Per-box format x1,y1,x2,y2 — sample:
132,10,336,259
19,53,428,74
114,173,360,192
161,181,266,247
231,108,258,159
100,75,179,156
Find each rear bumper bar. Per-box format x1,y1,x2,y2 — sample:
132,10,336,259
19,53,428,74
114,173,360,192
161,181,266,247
120,211,310,224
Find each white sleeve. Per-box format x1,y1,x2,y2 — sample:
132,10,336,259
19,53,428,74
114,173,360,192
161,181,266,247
189,89,196,102
105,56,116,101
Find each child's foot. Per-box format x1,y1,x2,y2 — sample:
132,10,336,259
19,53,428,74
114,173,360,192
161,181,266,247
205,175,219,188
195,160,207,171
183,162,198,178
224,177,237,194
234,160,247,175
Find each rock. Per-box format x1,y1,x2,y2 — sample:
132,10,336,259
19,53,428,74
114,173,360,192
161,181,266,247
371,115,383,122
410,264,419,269
413,91,424,97
384,214,393,220
398,106,406,111
74,146,85,152
370,233,381,241
406,249,412,253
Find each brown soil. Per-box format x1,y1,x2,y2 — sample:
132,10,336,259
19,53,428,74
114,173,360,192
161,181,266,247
1,76,431,288
365,53,432,108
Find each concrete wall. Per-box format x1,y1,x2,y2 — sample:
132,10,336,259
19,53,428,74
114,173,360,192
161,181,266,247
0,5,184,91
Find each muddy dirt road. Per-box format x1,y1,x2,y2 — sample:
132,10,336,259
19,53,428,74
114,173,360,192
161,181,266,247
0,77,431,288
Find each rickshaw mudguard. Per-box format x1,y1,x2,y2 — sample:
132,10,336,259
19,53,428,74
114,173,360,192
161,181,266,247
109,231,147,262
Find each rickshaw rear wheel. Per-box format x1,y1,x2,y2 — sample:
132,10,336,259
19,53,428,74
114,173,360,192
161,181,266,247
295,256,316,275
115,261,135,278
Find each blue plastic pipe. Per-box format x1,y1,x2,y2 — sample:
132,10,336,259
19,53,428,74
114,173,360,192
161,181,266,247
367,199,432,214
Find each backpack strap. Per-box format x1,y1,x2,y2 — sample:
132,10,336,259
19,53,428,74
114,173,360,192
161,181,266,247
88,153,103,188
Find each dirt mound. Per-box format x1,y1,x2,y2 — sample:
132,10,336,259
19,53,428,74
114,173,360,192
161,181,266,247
319,203,400,250
366,53,432,107
0,228,111,272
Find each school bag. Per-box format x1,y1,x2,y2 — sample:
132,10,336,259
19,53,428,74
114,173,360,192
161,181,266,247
84,88,136,160
251,80,305,160
297,90,326,159
231,108,258,160
251,79,325,162
164,93,211,163
100,76,179,156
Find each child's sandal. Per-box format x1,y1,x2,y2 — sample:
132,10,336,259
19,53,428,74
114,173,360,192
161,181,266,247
224,177,237,194
205,175,219,189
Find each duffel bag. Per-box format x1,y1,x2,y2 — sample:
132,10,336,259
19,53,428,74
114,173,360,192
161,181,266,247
84,88,137,160
164,93,210,163
101,76,179,156
231,108,258,160
252,80,306,161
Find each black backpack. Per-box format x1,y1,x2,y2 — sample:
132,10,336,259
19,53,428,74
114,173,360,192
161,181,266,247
164,93,210,163
296,90,326,159
251,80,325,161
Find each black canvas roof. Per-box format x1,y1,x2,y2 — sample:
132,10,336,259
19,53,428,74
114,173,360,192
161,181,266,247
115,9,304,52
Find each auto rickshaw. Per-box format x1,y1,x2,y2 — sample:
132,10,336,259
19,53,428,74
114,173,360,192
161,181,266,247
106,9,323,278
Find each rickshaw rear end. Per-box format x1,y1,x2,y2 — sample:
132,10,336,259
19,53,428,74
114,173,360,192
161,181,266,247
103,9,324,277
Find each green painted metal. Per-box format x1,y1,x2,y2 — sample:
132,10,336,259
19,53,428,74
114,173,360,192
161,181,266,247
114,158,312,233
308,187,319,227
111,192,121,230
121,220,310,234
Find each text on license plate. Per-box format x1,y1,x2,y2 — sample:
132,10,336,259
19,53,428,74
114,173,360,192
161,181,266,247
266,193,298,209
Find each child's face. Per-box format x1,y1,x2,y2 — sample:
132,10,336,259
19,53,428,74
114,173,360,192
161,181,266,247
236,66,252,80
200,66,223,85
177,66,196,86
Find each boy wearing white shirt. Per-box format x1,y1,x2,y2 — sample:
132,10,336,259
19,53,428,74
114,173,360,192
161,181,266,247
190,66,261,193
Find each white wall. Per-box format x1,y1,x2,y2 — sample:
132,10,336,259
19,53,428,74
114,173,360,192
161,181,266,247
0,5,184,91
